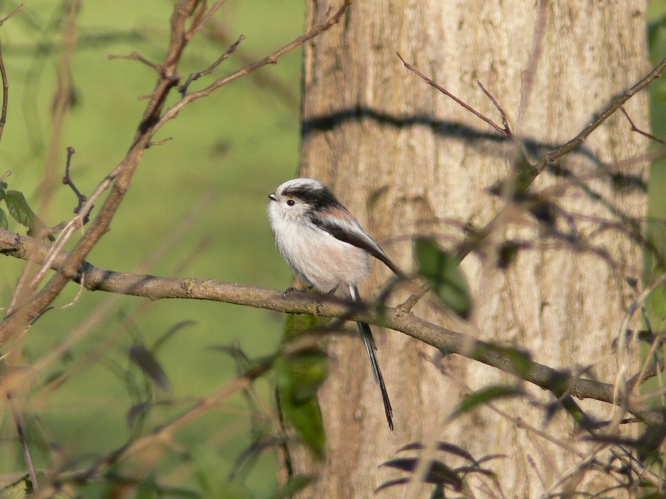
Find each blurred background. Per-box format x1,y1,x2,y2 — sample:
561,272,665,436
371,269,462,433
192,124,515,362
0,0,664,497
0,0,304,496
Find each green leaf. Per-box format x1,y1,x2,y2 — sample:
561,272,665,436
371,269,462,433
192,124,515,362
451,385,524,419
275,349,328,460
270,474,315,499
284,313,329,339
128,344,170,390
5,190,38,231
4,190,53,240
0,208,7,229
415,238,472,319
134,478,159,499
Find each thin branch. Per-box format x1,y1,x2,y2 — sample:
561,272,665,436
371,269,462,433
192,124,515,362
186,0,226,40
0,3,24,26
146,136,173,148
108,51,162,73
516,0,548,130
533,56,666,175
396,52,508,137
178,34,245,95
0,37,8,144
61,146,89,221
475,79,512,137
204,19,299,109
0,3,23,144
156,0,352,129
620,107,666,145
0,170,9,183
0,227,662,427
7,393,38,491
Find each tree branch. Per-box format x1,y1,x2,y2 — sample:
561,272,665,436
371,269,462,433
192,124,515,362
156,0,352,129
1,227,662,426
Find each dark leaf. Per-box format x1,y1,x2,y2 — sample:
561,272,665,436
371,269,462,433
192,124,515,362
128,344,169,390
375,478,411,493
475,454,508,466
452,385,524,419
235,437,283,470
270,474,315,499
454,466,496,478
0,208,7,229
415,238,472,319
396,441,477,465
208,344,252,373
637,420,666,462
543,401,562,427
152,320,196,354
498,241,520,269
430,484,446,499
127,401,153,429
380,458,462,489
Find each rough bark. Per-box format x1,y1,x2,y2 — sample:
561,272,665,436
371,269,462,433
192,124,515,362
293,1,650,497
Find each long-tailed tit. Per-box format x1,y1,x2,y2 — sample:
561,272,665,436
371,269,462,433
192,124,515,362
268,178,402,430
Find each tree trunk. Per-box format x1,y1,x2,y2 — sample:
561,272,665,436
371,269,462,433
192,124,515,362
292,1,650,497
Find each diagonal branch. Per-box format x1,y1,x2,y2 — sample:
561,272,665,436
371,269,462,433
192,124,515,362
156,0,353,130
0,227,662,427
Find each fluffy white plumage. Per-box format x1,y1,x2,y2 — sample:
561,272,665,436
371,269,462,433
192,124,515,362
268,177,400,430
268,178,370,291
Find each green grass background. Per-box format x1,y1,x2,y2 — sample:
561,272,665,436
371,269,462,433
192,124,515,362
0,1,665,497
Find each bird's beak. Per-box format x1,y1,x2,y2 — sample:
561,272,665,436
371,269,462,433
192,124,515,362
268,193,277,201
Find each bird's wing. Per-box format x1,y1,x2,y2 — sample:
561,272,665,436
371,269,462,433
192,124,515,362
309,212,404,278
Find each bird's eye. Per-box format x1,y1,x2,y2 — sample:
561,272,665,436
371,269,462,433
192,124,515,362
286,199,295,206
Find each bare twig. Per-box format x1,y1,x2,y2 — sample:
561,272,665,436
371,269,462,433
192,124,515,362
186,0,227,40
146,136,174,148
0,3,24,26
396,52,508,137
517,0,548,129
157,0,352,129
179,34,245,95
620,107,666,145
533,56,666,175
108,51,162,73
61,146,89,220
204,19,299,109
7,393,38,491
0,38,9,144
0,3,24,145
0,170,9,183
475,80,512,137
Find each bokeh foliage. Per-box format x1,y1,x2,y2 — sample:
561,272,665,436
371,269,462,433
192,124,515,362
0,0,305,496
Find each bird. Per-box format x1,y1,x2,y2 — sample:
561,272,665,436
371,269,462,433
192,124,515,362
268,177,402,430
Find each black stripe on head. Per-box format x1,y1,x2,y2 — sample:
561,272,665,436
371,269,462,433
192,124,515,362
281,182,343,212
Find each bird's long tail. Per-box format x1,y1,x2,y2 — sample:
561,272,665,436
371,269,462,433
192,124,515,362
349,285,394,431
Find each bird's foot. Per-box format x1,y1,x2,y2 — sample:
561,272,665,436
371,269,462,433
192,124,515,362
283,285,313,298
316,285,339,313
